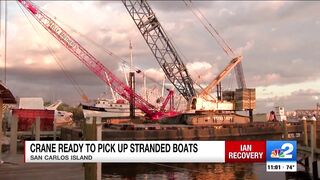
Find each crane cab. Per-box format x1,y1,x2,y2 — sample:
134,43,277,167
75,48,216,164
190,97,234,111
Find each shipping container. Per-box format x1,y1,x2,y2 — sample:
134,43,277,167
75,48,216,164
12,109,55,131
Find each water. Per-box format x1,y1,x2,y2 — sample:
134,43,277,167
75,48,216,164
100,134,312,180
102,163,310,179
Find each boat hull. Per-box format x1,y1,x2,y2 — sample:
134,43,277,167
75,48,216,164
82,104,144,118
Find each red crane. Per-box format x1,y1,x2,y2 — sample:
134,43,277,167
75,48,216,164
18,0,176,120
160,90,174,113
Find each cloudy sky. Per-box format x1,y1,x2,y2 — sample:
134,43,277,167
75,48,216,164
1,1,320,113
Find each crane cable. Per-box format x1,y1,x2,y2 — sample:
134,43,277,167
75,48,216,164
19,2,168,103
0,1,2,83
146,3,209,95
17,2,89,102
183,0,236,58
40,8,166,89
4,0,7,84
184,1,246,99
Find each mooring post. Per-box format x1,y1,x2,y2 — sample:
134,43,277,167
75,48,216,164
312,161,319,180
84,116,101,180
311,116,317,149
301,116,310,173
10,115,18,155
305,157,310,173
310,116,318,179
308,116,317,177
302,116,308,146
35,116,40,141
0,98,3,161
96,118,102,180
53,115,57,141
310,124,315,160
282,120,288,140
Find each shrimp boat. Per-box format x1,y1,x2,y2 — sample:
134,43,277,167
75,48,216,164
82,98,144,118
82,41,147,119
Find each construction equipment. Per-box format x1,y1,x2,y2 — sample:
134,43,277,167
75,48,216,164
160,90,174,113
191,56,242,111
198,56,242,99
122,0,196,103
123,0,253,112
183,1,255,116
18,0,176,120
183,0,246,89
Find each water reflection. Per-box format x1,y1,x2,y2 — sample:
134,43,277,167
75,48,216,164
102,163,293,179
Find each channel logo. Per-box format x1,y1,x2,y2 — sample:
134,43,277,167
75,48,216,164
266,141,296,162
271,149,285,158
266,141,297,172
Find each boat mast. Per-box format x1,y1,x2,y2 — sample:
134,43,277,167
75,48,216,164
161,76,165,97
143,72,147,100
104,72,117,102
129,40,133,72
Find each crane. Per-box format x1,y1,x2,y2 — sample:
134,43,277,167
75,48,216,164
123,0,245,111
198,56,242,99
160,90,174,112
122,0,196,103
18,0,176,120
183,0,246,89
189,56,242,111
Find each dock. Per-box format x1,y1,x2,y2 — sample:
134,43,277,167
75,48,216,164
61,122,319,142
0,154,84,180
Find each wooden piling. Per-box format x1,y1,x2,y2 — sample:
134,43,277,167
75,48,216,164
310,116,318,179
282,120,288,140
35,117,40,141
0,99,3,160
10,115,18,154
302,117,308,146
96,119,102,180
53,116,57,141
311,116,317,149
305,157,310,173
84,117,101,180
311,125,315,162
312,161,319,179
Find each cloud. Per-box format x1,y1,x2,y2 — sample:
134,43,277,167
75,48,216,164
144,68,165,82
235,40,254,55
257,1,286,12
186,61,218,84
291,89,320,96
5,1,320,114
150,1,213,12
252,73,281,85
218,8,235,16
255,88,320,113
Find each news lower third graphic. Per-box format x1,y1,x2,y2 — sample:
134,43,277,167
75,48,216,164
266,141,297,172
25,140,297,172
25,141,225,163
225,141,266,163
